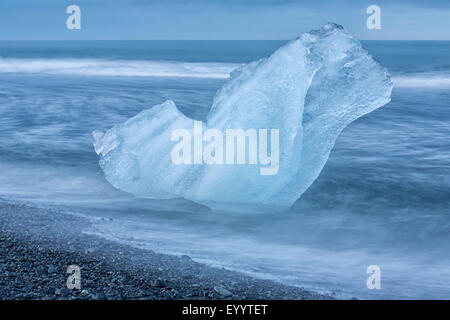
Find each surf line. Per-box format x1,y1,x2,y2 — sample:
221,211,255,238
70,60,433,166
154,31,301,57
170,120,279,175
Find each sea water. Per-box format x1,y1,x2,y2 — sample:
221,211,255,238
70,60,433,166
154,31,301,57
0,40,449,299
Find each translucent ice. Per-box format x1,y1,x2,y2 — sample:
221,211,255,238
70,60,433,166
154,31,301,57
93,24,393,212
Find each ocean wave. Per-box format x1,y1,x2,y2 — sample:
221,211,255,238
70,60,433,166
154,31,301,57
0,58,239,79
2,57,450,89
394,72,450,88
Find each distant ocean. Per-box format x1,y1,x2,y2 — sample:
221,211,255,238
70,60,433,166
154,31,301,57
0,40,449,299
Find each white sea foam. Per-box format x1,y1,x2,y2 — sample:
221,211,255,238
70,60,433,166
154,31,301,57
0,57,238,78
394,72,450,88
1,57,449,89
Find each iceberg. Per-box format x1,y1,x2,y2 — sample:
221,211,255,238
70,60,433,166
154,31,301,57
93,23,393,212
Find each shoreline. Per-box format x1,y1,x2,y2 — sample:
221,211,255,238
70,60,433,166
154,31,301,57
0,200,332,300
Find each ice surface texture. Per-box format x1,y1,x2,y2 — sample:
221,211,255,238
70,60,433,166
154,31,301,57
93,24,393,212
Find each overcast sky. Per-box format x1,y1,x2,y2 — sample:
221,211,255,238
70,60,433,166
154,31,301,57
0,0,449,40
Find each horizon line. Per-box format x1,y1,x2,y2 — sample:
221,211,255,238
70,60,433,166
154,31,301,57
0,39,449,41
